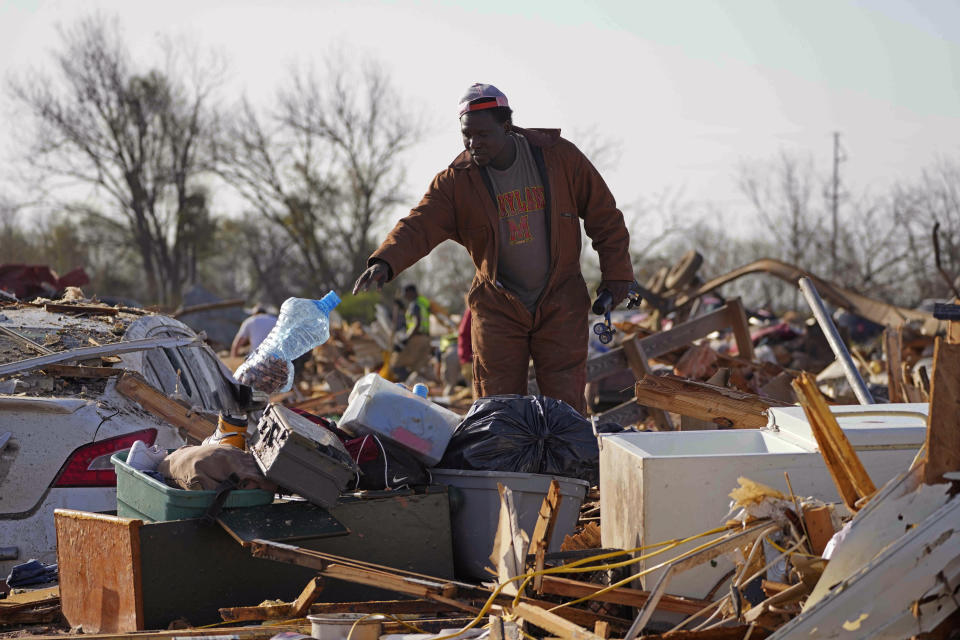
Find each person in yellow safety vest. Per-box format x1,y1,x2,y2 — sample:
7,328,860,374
391,284,434,381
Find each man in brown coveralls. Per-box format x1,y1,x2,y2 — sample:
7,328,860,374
353,83,634,414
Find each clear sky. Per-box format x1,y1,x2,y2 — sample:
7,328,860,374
2,0,959,232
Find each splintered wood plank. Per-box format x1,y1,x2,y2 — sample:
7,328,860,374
288,576,324,617
924,339,960,484
42,364,123,378
527,479,562,592
622,338,673,430
492,483,527,595
538,576,712,616
115,371,217,442
308,600,460,615
513,602,603,640
793,373,875,509
884,327,905,403
44,302,119,316
802,506,835,556
725,297,756,362
949,298,960,345
902,363,928,403
635,374,789,429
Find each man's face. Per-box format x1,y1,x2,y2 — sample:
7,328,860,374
460,110,509,168
404,289,417,302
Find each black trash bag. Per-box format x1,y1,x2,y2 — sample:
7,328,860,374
439,395,621,485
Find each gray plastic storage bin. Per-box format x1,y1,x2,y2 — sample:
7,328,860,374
430,468,589,579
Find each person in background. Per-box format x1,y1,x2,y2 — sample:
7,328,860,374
391,284,433,380
438,321,461,396
230,304,278,357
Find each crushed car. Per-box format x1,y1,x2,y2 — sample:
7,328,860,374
0,300,260,573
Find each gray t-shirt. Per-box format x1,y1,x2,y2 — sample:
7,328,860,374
486,133,550,313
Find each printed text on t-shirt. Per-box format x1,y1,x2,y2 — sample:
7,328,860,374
497,186,544,245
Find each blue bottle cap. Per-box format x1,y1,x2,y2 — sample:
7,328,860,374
412,383,428,398
314,291,341,314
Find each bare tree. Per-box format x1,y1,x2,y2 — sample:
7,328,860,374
739,152,822,309
217,56,425,295
7,15,224,305
212,212,300,308
885,160,960,304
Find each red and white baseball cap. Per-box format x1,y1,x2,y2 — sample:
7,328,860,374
458,83,510,117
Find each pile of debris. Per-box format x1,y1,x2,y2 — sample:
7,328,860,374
1,255,959,640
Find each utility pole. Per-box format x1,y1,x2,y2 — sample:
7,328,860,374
831,132,842,280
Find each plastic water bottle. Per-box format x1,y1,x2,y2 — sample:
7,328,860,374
412,383,429,398
235,291,341,394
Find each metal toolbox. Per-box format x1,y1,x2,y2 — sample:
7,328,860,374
251,404,358,507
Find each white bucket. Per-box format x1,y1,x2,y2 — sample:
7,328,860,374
308,613,385,640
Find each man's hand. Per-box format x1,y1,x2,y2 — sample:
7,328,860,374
598,280,633,308
352,260,391,295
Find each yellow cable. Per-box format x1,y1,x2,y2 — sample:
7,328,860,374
765,535,820,559
421,524,740,640
546,526,752,612
511,524,732,607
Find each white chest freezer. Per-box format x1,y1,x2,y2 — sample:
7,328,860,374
599,403,928,600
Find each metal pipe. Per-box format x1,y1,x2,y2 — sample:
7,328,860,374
798,277,875,405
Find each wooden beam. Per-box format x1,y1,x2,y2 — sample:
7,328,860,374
219,602,299,623
622,338,673,429
513,602,602,640
725,297,756,362
883,327,905,403
636,303,740,360
634,374,790,429
248,540,629,631
538,576,712,617
949,319,960,345
44,302,119,316
793,373,876,509
923,339,960,484
115,372,217,442
802,506,835,556
308,600,460,616
585,300,758,385
42,364,123,378
527,480,562,592
0,325,52,354
289,576,324,618
219,576,324,622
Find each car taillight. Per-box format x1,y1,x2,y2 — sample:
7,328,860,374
53,429,158,488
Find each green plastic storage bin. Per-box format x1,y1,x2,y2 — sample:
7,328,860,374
111,450,275,522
